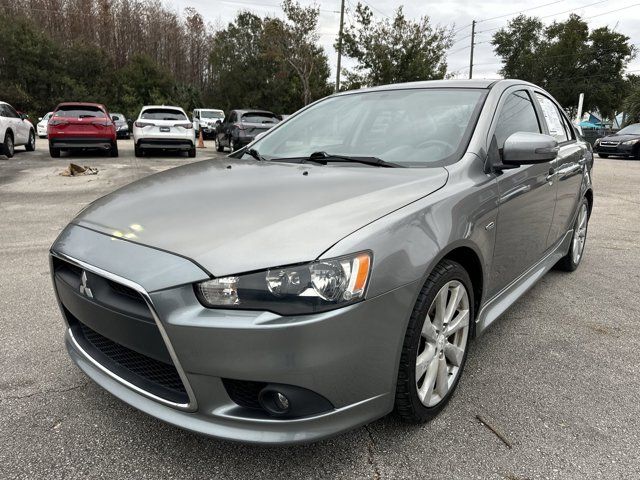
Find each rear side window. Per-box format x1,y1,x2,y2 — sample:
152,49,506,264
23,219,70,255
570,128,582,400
494,90,541,148
55,105,105,118
241,112,278,124
535,93,569,143
140,109,186,121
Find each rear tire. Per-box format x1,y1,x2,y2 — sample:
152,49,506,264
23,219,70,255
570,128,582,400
598,154,609,158
556,197,589,272
188,146,196,158
48,142,60,158
134,145,143,157
215,137,224,152
395,259,474,423
230,138,236,152
25,130,36,151
2,132,14,158
110,142,119,157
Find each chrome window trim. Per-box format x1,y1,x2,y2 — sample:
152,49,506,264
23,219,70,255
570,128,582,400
51,251,197,412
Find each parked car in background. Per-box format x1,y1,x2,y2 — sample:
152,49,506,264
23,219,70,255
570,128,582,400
50,79,593,444
37,112,53,138
111,113,130,139
593,123,640,159
192,108,224,138
48,103,118,158
0,101,36,157
215,109,280,152
133,105,195,157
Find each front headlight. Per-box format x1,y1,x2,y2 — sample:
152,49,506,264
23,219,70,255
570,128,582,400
195,252,372,315
623,139,639,145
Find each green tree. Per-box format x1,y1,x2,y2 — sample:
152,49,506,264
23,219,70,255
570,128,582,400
492,14,635,117
339,3,454,89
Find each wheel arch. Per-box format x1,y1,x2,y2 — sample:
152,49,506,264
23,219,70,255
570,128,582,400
422,242,485,332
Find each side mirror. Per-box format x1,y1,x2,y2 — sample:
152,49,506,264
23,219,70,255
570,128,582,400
38,117,43,121
20,113,28,120
503,132,558,165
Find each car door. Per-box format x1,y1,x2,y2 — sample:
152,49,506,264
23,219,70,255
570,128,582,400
223,111,236,146
5,104,28,144
488,88,557,295
533,91,585,246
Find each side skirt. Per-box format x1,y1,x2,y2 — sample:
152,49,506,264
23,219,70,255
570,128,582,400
475,229,573,336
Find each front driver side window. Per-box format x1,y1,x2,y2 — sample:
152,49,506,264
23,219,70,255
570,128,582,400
494,90,541,149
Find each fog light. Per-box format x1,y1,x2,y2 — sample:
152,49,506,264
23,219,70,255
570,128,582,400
258,389,291,416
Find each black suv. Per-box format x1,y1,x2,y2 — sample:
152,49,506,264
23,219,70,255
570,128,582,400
214,109,279,152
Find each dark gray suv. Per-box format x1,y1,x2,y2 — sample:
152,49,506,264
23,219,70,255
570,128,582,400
50,79,592,444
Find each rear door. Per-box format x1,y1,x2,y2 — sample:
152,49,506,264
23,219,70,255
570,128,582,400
52,105,112,138
488,88,557,295
533,91,585,246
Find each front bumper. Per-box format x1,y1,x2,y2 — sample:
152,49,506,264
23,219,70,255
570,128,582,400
51,225,414,444
37,125,47,137
594,142,635,156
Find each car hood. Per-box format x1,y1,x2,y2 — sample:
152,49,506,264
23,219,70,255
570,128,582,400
73,159,448,277
600,133,640,142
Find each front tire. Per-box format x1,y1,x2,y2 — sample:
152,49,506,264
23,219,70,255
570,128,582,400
395,260,473,423
25,130,36,151
556,197,589,272
2,132,14,158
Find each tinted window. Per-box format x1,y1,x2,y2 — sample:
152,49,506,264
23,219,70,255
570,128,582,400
251,88,486,167
0,105,7,117
494,90,540,148
559,110,575,141
111,114,123,121
241,112,278,124
535,93,568,143
55,105,106,118
140,108,186,121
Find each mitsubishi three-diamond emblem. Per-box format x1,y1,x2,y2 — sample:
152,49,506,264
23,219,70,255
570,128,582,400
79,270,93,299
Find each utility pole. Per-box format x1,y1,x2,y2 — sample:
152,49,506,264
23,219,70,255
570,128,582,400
335,0,346,92
469,20,476,79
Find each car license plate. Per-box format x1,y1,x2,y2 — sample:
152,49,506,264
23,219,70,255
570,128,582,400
160,127,170,132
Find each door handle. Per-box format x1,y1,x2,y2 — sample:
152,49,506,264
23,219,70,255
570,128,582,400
578,157,587,165
546,167,556,183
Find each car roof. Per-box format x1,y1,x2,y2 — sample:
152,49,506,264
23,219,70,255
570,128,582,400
333,78,537,96
233,109,276,115
142,105,185,110
55,102,106,108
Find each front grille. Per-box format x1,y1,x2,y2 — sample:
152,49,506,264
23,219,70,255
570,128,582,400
222,379,267,409
107,279,143,301
74,317,189,404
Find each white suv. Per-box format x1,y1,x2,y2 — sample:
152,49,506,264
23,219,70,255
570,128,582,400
192,108,225,138
133,105,196,157
1,101,36,157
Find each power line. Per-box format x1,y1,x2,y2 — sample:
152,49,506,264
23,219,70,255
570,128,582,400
584,3,640,20
360,0,391,19
477,0,565,23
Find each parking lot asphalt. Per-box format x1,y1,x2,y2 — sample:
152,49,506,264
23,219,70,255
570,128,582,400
1,140,639,479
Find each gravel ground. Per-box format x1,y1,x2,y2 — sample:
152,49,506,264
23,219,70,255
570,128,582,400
1,141,639,479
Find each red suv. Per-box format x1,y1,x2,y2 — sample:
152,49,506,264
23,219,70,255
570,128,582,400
48,102,118,158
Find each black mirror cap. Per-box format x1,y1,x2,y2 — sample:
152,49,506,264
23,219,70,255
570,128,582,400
503,131,559,165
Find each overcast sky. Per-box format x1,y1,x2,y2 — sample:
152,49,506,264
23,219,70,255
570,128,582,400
173,0,640,81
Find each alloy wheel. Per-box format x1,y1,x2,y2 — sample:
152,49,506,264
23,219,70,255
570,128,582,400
415,280,470,407
7,136,14,156
572,203,588,264
29,132,35,149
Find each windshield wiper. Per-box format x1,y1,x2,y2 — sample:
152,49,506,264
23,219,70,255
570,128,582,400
245,148,267,162
306,151,404,168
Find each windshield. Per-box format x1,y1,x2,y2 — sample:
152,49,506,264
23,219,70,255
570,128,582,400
201,110,224,119
141,108,186,121
55,106,105,118
250,88,486,167
617,124,640,135
242,112,279,124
